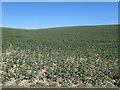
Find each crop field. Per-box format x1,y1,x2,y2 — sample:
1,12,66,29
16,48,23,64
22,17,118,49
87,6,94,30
1,25,119,87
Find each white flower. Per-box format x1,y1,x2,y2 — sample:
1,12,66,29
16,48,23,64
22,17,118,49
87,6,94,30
5,78,16,86
18,80,30,87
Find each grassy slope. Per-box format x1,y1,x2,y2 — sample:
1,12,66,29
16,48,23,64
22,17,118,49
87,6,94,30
1,25,119,87
2,25,118,51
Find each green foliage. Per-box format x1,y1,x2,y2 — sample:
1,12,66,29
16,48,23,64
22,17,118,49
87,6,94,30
1,25,119,87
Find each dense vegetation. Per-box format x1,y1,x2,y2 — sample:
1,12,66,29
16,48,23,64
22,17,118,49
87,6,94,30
1,25,119,87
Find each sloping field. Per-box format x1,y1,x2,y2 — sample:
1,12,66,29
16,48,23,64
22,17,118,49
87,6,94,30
1,25,119,87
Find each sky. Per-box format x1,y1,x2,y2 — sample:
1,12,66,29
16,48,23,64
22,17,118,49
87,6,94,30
2,2,118,29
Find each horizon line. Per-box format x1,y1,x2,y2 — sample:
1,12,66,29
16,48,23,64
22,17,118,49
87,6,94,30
1,24,119,30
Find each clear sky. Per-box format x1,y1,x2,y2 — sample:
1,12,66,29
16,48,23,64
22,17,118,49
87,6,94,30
2,2,118,29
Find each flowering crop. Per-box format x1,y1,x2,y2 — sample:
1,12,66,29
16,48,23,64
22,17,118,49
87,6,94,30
1,25,119,87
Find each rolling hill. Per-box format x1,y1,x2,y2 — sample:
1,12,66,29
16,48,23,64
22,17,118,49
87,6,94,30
1,25,119,87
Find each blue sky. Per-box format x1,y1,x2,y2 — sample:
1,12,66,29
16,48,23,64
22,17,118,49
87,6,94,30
2,2,118,29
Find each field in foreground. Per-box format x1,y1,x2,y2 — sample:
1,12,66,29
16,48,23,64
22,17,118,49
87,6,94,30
1,25,119,87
